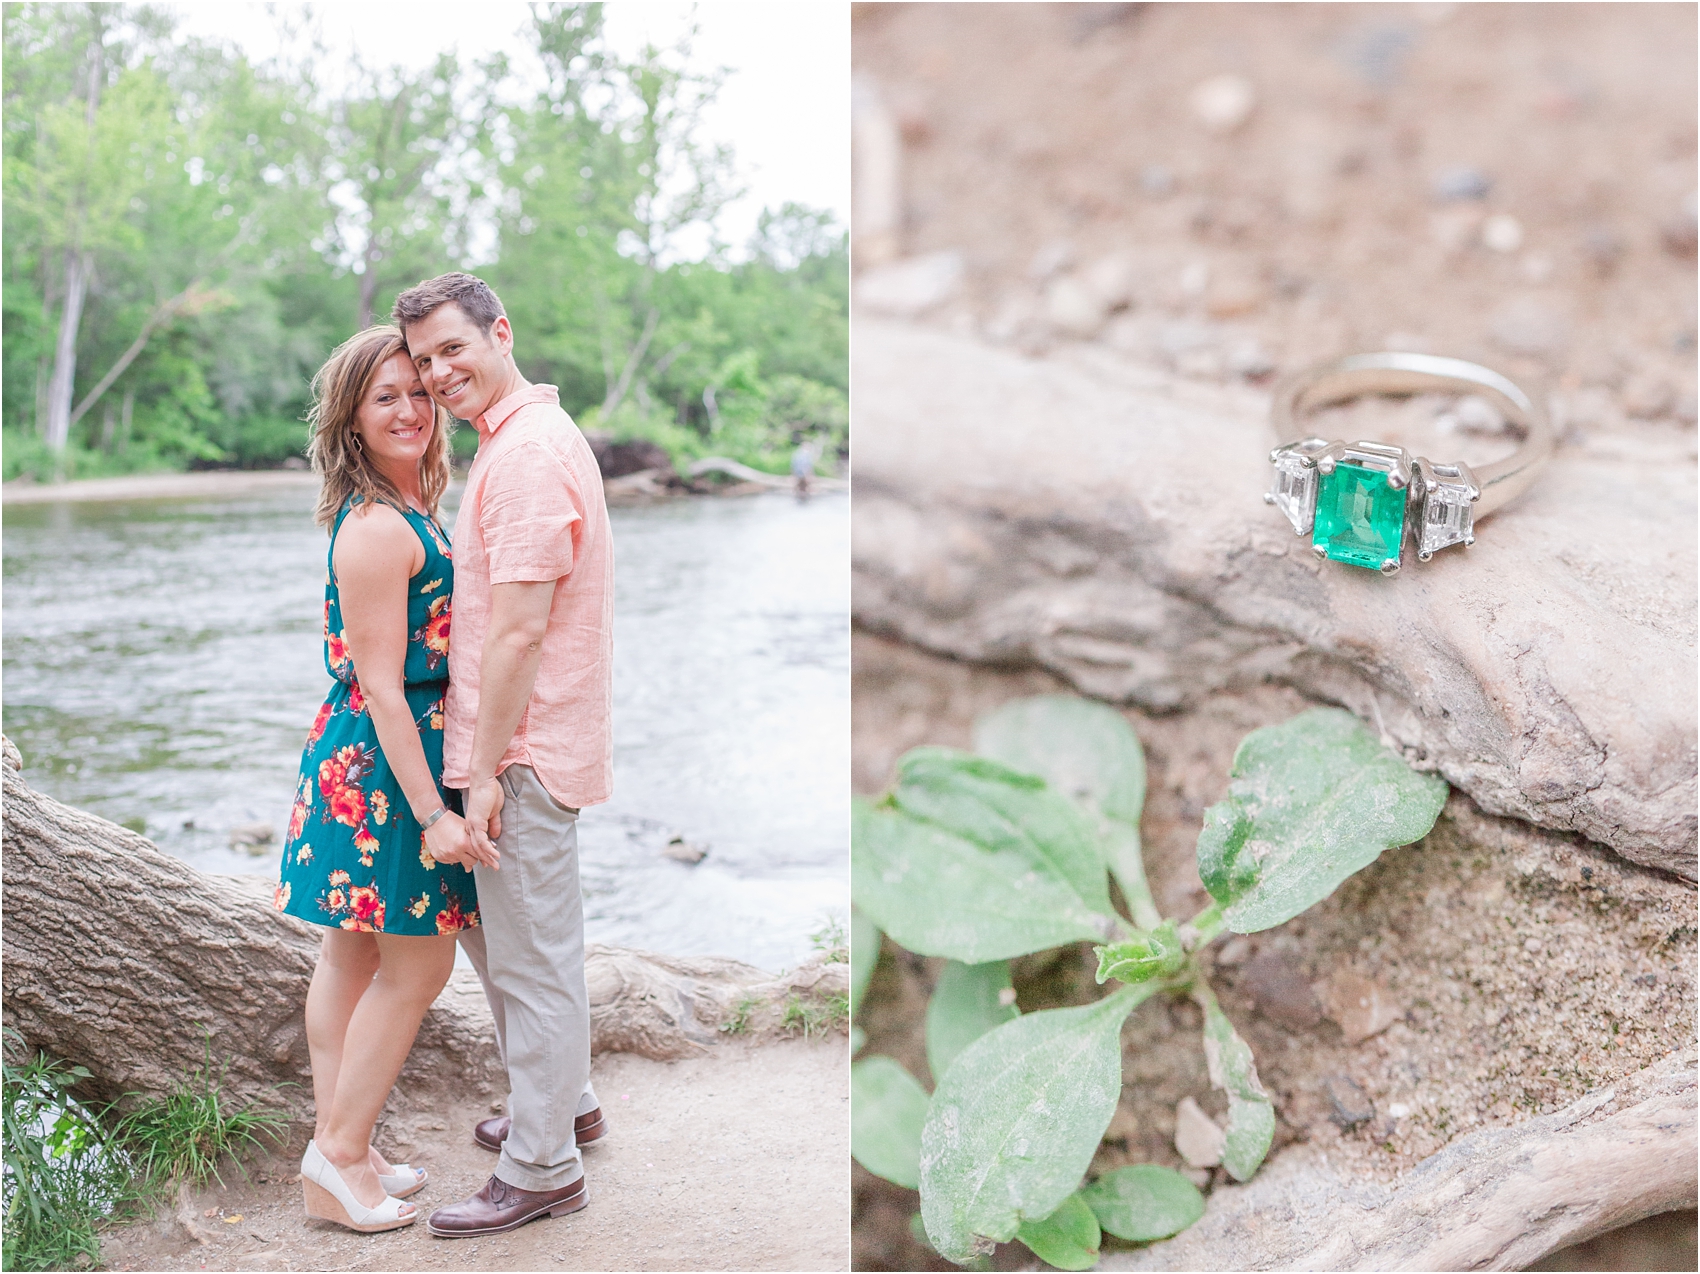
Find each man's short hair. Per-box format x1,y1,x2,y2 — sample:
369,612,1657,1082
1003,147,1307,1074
391,272,506,337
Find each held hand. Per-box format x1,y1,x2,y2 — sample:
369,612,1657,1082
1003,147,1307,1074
464,777,505,870
422,811,474,869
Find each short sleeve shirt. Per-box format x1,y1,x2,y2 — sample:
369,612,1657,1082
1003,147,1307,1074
442,384,613,807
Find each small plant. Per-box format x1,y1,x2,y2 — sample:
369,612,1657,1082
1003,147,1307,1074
720,995,760,1036
110,1039,288,1194
781,993,848,1040
851,697,1446,1268
809,913,850,963
2,1037,132,1272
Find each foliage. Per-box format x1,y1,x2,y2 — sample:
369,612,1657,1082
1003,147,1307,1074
719,995,759,1036
809,913,849,963
108,1045,289,1193
1,1038,130,1271
780,992,848,1040
3,3,845,479
850,700,1448,1267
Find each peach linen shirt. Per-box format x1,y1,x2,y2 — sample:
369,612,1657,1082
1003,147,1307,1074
442,384,614,808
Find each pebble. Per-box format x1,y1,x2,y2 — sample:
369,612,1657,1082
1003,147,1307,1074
1324,1075,1375,1129
1582,226,1626,275
1659,194,1697,258
1027,238,1075,282
1044,274,1110,338
1179,262,1210,297
1188,74,1256,133
1432,166,1492,202
1174,1096,1225,1167
1430,207,1484,253
1216,936,1254,967
1240,951,1323,1031
1226,338,1276,379
1081,252,1137,310
854,251,964,317
1139,164,1176,197
1481,213,1524,254
1490,297,1568,356
1622,374,1675,420
1206,273,1265,319
1323,973,1402,1045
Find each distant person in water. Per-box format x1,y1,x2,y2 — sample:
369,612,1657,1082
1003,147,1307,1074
392,272,614,1240
275,325,482,1234
791,431,818,497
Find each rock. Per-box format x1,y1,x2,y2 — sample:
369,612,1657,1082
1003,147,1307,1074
1139,165,1176,198
1239,952,1323,1031
1188,74,1256,133
1174,1096,1225,1167
854,251,964,318
1080,253,1138,311
227,822,275,851
1659,193,1697,259
2,737,21,772
1622,375,1676,420
663,834,708,865
1324,1074,1375,1129
585,435,673,479
851,318,1697,877
1321,973,1401,1044
1214,936,1253,967
1489,296,1568,355
1481,213,1525,254
851,75,903,268
1044,275,1110,339
1027,239,1075,282
1432,166,1492,202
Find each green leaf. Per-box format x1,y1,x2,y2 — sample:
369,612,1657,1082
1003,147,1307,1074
1195,707,1448,933
1198,987,1274,1182
919,986,1149,1264
926,960,1020,1083
893,748,1114,916
1093,919,1186,985
851,1056,930,1189
974,696,1158,927
853,801,1112,963
972,694,1145,826
1080,1164,1205,1241
1016,1192,1102,1270
851,908,881,1019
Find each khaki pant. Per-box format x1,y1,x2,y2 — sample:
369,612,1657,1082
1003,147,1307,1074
456,765,597,1191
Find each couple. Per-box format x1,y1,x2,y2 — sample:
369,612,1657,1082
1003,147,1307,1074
271,272,613,1238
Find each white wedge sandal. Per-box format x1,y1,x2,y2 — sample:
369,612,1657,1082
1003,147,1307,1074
377,1163,428,1199
301,1141,418,1233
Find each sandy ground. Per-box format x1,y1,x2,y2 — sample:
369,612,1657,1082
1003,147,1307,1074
1,470,323,506
101,1036,848,1272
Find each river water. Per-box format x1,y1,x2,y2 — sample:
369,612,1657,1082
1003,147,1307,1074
2,484,847,972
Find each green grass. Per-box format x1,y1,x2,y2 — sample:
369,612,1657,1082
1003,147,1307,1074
781,992,850,1040
110,1047,290,1194
719,995,760,1036
2,1039,132,1271
2,1032,289,1272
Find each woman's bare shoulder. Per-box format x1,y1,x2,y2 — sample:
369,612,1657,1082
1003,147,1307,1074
333,501,419,573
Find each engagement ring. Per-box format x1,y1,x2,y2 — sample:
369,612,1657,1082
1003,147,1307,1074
1265,352,1552,574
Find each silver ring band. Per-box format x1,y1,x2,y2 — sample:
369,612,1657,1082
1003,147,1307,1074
1265,352,1551,573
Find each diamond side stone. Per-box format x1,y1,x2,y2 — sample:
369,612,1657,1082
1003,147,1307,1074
1269,450,1317,534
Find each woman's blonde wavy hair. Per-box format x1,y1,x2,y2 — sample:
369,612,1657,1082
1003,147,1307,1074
307,325,453,530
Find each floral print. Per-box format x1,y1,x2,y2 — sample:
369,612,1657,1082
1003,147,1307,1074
276,499,477,937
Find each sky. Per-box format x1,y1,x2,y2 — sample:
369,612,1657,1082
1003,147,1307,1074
167,2,850,256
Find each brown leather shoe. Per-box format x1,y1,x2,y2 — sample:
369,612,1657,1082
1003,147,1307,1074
426,1173,587,1238
473,1107,607,1152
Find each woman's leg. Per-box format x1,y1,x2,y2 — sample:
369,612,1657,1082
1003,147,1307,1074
304,930,381,1143
317,932,458,1208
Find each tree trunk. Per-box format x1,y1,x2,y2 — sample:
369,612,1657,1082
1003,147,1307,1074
0,743,843,1119
43,250,89,454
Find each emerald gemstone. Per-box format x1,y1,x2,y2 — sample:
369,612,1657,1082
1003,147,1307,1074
1313,463,1405,570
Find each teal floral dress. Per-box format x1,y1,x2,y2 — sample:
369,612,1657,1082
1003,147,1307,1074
274,499,478,936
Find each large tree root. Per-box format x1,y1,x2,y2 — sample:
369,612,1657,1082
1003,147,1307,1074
0,749,845,1115
1101,1050,1696,1272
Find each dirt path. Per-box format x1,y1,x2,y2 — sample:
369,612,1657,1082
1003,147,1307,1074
101,1036,848,1272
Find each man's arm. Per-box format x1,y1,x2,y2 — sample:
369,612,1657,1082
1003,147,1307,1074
463,578,560,861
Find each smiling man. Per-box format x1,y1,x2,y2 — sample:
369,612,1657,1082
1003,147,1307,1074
392,272,614,1239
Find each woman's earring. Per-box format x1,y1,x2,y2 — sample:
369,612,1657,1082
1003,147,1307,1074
352,433,364,452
